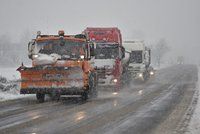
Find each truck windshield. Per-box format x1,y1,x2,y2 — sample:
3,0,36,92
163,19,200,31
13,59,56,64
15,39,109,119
36,40,86,59
95,43,119,59
130,51,143,63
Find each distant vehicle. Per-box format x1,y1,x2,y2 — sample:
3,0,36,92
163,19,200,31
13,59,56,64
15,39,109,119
124,40,153,81
17,31,98,102
83,27,129,91
177,56,184,64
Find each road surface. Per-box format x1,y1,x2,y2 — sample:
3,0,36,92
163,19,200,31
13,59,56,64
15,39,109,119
0,65,198,134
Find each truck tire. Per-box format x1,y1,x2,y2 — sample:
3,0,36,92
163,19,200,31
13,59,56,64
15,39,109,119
49,90,60,101
36,93,45,103
88,72,98,98
50,92,60,101
81,91,88,101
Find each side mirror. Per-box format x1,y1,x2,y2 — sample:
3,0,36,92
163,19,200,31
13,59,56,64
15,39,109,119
121,47,125,59
28,40,35,59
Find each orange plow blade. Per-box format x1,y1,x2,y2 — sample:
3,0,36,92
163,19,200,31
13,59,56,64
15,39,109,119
17,66,85,95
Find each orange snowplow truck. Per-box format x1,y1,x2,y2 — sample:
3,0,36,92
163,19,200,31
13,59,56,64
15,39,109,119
17,31,98,102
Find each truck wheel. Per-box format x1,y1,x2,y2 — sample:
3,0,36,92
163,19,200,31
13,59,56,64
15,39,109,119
81,91,88,101
50,92,60,101
36,93,45,103
51,93,60,101
88,72,98,98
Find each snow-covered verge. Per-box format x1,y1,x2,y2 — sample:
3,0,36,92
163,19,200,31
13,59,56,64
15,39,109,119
0,75,22,101
186,67,200,134
0,68,30,101
0,92,26,102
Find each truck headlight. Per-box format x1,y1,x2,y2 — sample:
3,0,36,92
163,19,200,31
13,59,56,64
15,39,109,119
80,55,84,59
150,71,154,75
32,54,39,58
139,73,143,78
112,92,118,95
113,79,118,83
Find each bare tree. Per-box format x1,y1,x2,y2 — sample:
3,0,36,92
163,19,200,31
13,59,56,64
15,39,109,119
0,30,33,67
152,38,170,67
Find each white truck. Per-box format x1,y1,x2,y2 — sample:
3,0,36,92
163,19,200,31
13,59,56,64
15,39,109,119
123,40,153,81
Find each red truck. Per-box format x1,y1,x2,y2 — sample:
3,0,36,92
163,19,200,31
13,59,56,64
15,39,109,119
83,27,128,91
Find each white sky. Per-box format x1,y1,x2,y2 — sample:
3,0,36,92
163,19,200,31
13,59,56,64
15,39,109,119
0,0,200,63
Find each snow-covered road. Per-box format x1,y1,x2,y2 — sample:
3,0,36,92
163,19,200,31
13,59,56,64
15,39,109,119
0,65,198,134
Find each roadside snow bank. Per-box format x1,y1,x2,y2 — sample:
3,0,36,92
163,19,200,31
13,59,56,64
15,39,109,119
0,92,26,101
186,67,200,134
0,75,26,101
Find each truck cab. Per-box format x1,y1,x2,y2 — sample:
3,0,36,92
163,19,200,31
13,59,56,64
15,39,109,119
124,40,151,81
83,27,125,90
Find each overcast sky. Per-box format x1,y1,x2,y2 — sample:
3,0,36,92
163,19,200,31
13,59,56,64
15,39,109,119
0,0,200,63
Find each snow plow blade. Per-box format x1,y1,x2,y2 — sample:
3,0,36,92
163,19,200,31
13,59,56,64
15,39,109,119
17,66,85,95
